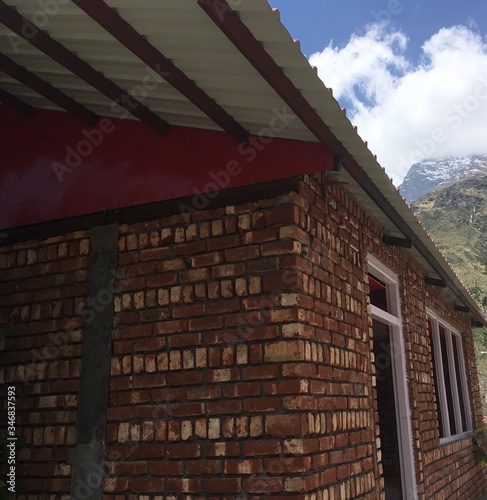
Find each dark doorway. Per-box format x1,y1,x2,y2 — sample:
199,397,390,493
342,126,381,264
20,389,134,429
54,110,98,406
373,319,403,500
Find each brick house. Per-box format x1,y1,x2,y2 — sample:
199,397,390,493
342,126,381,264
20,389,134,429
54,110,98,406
0,0,486,499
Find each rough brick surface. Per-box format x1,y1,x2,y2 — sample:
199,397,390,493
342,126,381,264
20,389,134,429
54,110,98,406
0,232,89,499
1,174,486,499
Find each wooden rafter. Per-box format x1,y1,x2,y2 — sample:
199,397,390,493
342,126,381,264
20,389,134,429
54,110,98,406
0,53,96,124
198,0,485,318
71,0,249,144
0,0,169,135
0,87,34,117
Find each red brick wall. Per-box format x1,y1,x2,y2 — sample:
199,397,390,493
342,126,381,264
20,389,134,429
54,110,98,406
294,173,487,499
106,200,323,497
1,174,486,499
0,232,89,498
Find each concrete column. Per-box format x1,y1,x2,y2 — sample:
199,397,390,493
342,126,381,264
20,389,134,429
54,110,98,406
69,224,118,500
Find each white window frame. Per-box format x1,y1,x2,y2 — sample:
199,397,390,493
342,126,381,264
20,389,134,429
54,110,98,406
426,308,473,445
367,255,418,500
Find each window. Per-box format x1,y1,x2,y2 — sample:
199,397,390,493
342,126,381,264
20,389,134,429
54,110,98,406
427,310,472,442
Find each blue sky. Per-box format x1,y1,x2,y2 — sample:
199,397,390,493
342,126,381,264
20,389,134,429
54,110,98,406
269,1,487,185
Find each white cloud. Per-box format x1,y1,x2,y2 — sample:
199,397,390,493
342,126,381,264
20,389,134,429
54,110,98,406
309,24,487,185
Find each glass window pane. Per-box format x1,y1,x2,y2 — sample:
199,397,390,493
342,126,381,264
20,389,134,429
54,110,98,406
439,325,457,435
428,318,444,437
452,335,467,432
369,274,388,311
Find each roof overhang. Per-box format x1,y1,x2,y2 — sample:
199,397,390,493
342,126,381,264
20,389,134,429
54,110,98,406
0,0,485,326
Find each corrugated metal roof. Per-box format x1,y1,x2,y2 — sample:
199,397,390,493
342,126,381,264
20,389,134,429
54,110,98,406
0,0,485,325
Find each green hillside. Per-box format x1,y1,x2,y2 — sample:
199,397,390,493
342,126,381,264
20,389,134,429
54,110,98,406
412,175,487,411
413,175,487,307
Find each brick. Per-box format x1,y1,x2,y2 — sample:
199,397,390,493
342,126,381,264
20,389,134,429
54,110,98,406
208,418,221,439
149,460,183,475
250,416,264,437
190,252,223,267
172,304,205,318
187,385,221,400
193,419,206,439
146,273,178,288
207,299,240,315
242,365,279,380
263,271,300,292
127,261,157,276
225,459,263,475
264,340,307,362
242,229,277,244
117,390,150,405
168,332,201,348
129,477,164,493
284,477,306,492
242,325,279,342
181,420,192,440
205,478,241,494
189,316,223,331
174,240,206,255
225,245,260,262
266,414,308,436
211,263,245,279
223,381,261,398
179,268,210,283
207,399,242,415
207,234,240,251
186,459,223,475
225,311,261,328
104,477,129,493
243,397,281,412
166,443,200,459
134,374,166,388
221,279,233,298
243,439,281,456
267,456,311,473
243,476,283,494
134,338,164,352
268,204,300,224
165,478,201,493
207,368,239,383
154,320,187,334
171,402,204,417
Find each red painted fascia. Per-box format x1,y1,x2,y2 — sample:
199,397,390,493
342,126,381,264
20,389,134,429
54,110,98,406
0,106,333,229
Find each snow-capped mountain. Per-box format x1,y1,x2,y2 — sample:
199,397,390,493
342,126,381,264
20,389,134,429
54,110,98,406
399,155,487,205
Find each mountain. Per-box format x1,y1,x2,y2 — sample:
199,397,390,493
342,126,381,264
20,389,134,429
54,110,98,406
399,155,487,205
412,174,487,410
412,174,487,308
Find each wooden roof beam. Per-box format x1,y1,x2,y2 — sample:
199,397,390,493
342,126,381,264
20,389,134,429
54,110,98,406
0,0,169,135
425,276,447,288
0,53,96,124
197,0,415,227
198,0,485,322
71,0,249,144
382,235,412,248
0,87,35,117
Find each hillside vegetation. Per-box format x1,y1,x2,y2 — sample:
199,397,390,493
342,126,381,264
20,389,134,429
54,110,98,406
412,175,487,410
412,175,487,307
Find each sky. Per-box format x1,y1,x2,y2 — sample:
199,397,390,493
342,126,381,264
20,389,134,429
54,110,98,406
270,0,487,186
